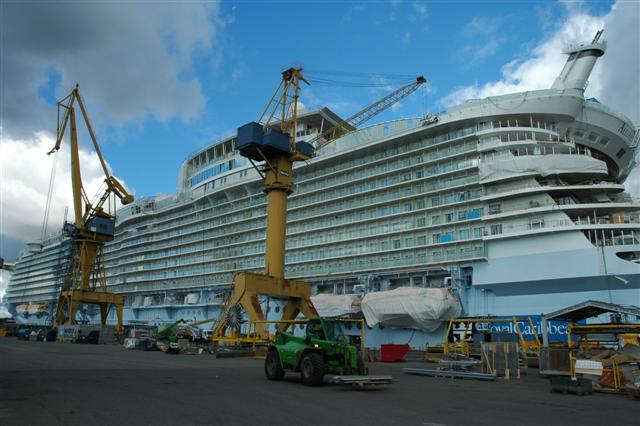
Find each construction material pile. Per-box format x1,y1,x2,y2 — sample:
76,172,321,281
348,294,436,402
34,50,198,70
574,343,640,395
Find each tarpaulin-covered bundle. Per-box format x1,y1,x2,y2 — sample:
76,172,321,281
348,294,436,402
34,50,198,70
310,293,362,317
479,154,607,182
361,287,462,332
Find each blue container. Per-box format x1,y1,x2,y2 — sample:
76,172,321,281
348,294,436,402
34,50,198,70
296,141,315,158
236,122,264,161
237,122,263,149
262,129,290,155
86,216,116,236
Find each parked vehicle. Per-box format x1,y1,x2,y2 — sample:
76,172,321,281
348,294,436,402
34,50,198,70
44,329,58,342
265,318,366,386
77,330,100,344
16,329,30,341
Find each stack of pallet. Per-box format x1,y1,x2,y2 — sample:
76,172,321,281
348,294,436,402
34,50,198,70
481,342,520,379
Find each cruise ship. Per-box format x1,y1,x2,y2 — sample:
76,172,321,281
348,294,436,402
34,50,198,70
5,35,639,346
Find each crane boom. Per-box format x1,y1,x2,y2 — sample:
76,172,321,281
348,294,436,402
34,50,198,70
49,85,133,231
313,76,426,151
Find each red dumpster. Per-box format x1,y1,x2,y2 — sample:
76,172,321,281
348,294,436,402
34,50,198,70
380,344,410,362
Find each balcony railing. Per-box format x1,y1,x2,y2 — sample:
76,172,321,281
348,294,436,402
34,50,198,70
573,214,640,225
488,219,639,246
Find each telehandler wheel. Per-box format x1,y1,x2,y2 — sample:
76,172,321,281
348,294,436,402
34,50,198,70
265,351,285,381
300,352,324,386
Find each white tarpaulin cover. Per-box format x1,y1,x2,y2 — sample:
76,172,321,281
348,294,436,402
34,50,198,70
479,154,607,182
311,294,362,318
361,287,462,332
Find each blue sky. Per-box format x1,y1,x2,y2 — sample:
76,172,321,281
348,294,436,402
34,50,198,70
100,0,616,197
2,0,638,268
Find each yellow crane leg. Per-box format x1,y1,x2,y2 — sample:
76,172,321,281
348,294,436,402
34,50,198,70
213,272,318,339
78,240,99,290
265,188,287,279
263,154,294,279
54,289,124,334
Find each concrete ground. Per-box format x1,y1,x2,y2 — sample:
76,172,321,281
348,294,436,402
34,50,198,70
0,338,636,426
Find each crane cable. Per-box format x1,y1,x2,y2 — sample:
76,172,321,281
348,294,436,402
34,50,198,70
304,69,416,88
41,150,59,241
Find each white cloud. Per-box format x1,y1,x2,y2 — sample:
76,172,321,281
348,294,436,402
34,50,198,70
0,270,7,301
442,11,606,107
340,4,366,25
0,2,224,260
456,16,506,68
411,2,428,19
441,1,640,197
401,31,412,47
0,270,11,313
0,131,132,247
587,1,640,125
463,16,500,37
2,2,224,138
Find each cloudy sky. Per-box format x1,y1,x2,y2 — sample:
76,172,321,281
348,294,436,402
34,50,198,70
0,0,639,295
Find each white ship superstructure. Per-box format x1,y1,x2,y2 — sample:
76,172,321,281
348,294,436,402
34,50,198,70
6,35,639,344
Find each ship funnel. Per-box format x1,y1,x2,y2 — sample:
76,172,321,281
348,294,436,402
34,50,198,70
551,30,606,91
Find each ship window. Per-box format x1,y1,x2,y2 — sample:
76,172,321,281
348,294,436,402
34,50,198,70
528,217,544,229
616,148,626,159
431,215,440,225
588,133,598,142
393,239,401,249
598,137,609,147
488,204,502,214
473,227,484,238
445,212,454,223
432,233,441,244
490,224,502,235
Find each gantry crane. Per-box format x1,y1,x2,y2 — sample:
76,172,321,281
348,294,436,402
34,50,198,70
49,85,133,333
213,70,426,339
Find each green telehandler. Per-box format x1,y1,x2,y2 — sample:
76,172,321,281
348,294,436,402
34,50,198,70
156,319,186,343
265,318,367,386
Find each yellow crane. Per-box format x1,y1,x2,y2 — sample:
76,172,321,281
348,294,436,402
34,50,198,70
213,68,318,339
49,85,133,333
213,69,427,340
